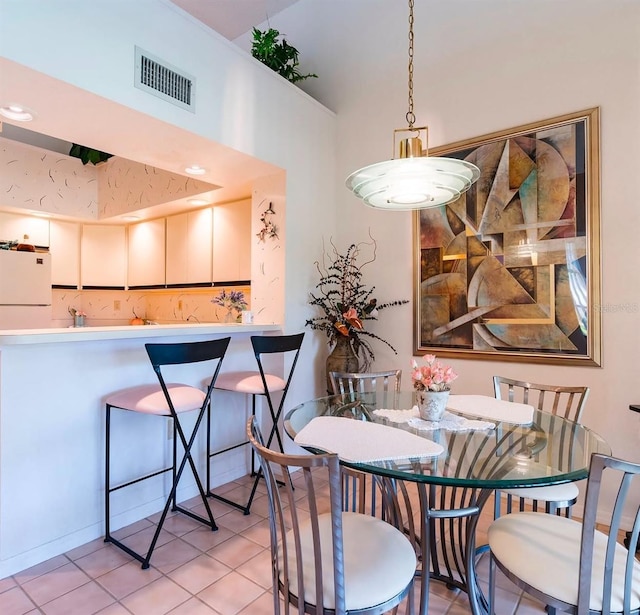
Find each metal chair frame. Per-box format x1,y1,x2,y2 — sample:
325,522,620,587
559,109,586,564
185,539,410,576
329,370,402,514
493,376,590,517
207,332,304,515
488,453,640,615
105,337,230,569
330,369,402,398
247,416,416,615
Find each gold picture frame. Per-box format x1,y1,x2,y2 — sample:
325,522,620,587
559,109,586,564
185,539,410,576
413,108,601,366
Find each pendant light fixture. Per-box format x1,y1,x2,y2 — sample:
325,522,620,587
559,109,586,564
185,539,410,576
346,0,480,210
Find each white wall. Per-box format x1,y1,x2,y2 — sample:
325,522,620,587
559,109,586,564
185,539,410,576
0,0,337,399
0,0,337,575
250,0,640,523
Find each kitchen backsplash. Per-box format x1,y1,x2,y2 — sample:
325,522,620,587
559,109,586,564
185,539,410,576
52,286,250,327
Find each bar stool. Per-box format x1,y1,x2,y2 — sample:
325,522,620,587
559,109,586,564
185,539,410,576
104,337,230,569
206,332,304,515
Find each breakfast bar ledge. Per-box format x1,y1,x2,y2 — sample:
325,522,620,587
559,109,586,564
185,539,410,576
0,322,280,579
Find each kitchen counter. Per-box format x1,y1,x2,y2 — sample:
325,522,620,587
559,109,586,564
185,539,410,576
0,322,285,578
0,322,281,345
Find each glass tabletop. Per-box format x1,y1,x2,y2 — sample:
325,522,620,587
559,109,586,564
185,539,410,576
284,391,610,489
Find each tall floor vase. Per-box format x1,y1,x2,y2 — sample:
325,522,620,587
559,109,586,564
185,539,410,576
325,335,359,394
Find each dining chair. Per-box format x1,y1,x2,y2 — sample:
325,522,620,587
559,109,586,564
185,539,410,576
329,370,402,515
493,376,590,517
330,369,402,400
247,416,417,615
488,452,640,615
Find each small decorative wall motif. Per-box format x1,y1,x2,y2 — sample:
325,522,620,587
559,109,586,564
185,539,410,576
256,201,278,242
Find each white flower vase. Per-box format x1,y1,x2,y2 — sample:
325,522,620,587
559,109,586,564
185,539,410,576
416,389,450,422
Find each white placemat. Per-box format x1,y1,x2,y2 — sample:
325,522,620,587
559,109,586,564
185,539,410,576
294,416,444,463
446,395,534,425
374,407,496,432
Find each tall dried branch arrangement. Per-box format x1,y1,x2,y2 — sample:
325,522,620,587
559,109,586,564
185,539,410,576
305,238,408,369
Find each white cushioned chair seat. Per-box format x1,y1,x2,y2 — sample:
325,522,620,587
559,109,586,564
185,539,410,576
214,371,286,394
489,512,640,612
278,511,416,611
503,481,579,503
106,383,205,415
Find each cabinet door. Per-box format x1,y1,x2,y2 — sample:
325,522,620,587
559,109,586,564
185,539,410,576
81,225,126,288
212,201,251,283
127,219,166,287
0,212,50,247
49,220,80,287
166,208,212,285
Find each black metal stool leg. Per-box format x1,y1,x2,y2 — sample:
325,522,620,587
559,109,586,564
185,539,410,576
625,530,639,552
142,404,218,567
172,406,218,529
171,419,178,511
104,405,112,543
250,394,257,476
206,399,212,494
247,391,292,501
207,392,258,515
263,390,286,454
105,405,218,568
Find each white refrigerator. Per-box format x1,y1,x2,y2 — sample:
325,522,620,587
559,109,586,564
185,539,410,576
0,251,52,329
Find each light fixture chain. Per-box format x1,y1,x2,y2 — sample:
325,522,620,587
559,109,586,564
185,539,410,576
345,0,480,210
406,0,415,128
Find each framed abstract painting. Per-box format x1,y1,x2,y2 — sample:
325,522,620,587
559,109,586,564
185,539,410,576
413,108,601,365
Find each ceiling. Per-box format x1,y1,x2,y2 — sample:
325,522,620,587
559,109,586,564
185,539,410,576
169,0,302,40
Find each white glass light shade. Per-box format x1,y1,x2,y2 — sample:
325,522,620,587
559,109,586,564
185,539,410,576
346,156,480,210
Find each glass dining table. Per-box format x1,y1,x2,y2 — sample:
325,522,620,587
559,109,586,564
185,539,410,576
284,390,610,615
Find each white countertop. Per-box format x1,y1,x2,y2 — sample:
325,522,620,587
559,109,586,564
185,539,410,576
0,322,281,345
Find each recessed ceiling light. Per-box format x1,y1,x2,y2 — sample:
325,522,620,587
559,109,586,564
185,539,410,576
121,215,140,222
185,165,206,175
187,198,210,206
0,104,35,122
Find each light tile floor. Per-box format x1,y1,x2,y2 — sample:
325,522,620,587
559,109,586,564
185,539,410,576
0,475,549,615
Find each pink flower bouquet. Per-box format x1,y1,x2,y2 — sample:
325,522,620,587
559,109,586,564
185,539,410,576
411,355,458,392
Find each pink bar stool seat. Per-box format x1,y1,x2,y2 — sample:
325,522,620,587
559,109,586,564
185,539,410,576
106,384,206,415
214,371,287,395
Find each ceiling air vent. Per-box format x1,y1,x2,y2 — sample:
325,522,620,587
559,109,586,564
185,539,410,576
134,47,195,112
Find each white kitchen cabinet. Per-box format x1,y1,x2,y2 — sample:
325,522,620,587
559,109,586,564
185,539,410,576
212,200,251,283
0,212,50,247
127,218,166,287
166,208,213,286
81,224,126,288
49,220,80,287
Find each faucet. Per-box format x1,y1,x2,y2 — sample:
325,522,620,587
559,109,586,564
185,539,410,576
186,314,200,323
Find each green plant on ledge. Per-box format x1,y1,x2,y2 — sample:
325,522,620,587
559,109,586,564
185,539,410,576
251,27,317,84
68,144,114,166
